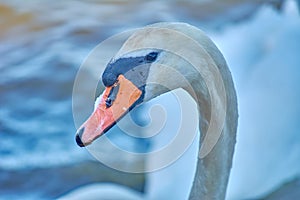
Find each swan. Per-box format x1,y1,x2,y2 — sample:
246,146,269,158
68,22,238,200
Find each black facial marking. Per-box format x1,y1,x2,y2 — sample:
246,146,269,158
102,56,145,87
102,72,118,87
102,50,161,103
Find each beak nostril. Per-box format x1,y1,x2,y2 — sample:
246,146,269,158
106,98,112,107
75,127,85,147
105,83,120,108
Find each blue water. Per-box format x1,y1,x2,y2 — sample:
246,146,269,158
0,1,110,198
0,22,88,171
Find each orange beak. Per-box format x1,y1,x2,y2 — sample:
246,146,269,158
75,75,142,147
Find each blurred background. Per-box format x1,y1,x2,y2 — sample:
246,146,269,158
0,0,299,199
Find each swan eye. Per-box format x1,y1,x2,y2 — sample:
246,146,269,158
145,52,158,62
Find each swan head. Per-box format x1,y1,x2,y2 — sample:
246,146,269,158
75,23,205,147
75,49,183,147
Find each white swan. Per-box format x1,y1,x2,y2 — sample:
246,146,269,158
66,22,238,200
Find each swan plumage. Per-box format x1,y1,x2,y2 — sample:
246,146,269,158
68,22,238,199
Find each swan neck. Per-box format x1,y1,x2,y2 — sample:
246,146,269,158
187,66,238,200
